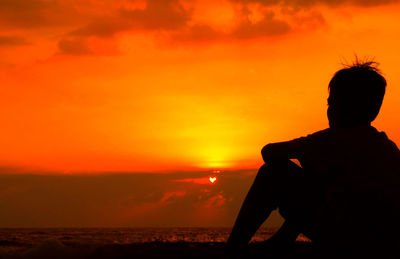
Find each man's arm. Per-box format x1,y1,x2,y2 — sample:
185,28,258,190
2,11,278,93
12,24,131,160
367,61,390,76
261,140,301,162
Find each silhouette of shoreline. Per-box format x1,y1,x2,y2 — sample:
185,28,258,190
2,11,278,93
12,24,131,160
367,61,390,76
0,240,318,259
1,238,397,259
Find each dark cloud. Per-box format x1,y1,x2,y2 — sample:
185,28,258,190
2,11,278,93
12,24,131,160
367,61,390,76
0,0,83,29
230,0,400,8
0,0,398,46
230,11,291,39
0,36,29,46
170,14,291,43
70,20,129,38
70,0,191,38
119,0,191,30
0,169,280,227
57,38,92,55
0,0,322,46
71,1,292,41
0,0,49,28
171,25,224,42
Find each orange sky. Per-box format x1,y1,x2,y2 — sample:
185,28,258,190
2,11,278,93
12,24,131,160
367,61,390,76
1,0,400,172
1,0,400,228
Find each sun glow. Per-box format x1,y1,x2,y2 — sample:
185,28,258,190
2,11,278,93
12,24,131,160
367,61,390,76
209,177,217,184
194,144,237,169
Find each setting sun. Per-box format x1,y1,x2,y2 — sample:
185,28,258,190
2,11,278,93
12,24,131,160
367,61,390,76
209,177,217,184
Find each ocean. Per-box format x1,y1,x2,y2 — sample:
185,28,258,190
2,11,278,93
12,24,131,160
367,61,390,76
0,228,316,259
0,227,279,250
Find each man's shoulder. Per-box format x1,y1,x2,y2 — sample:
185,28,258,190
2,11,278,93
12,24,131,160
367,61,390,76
294,126,383,145
286,128,332,149
366,127,399,149
375,129,400,152
298,128,331,141
305,126,386,139
298,126,400,151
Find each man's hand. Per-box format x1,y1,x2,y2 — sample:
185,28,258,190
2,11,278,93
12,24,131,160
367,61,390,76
261,143,276,162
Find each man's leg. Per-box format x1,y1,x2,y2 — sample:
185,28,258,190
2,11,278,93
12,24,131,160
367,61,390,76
227,160,308,249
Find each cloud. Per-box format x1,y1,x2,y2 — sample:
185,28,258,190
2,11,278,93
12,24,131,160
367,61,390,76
70,0,191,38
169,11,292,43
229,0,400,8
0,36,29,46
119,0,191,30
0,0,80,29
159,191,187,203
69,20,129,38
57,38,92,55
174,177,213,184
169,24,229,43
0,169,268,227
2,0,395,53
68,0,292,43
0,0,49,28
231,11,291,39
71,1,292,42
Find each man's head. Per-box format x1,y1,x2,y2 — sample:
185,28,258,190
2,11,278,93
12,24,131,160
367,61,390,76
327,60,386,128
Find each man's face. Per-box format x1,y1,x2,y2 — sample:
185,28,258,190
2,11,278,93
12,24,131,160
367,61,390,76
327,97,345,128
327,104,336,128
327,95,337,127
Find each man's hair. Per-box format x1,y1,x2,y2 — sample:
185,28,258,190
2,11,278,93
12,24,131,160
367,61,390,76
328,59,387,124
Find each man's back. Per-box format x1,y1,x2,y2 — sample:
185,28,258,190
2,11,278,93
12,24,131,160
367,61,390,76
294,126,400,250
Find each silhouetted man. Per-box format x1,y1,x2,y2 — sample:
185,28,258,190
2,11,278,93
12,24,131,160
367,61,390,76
228,60,400,257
